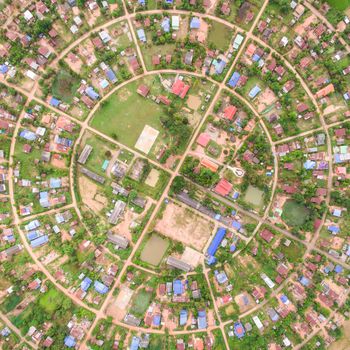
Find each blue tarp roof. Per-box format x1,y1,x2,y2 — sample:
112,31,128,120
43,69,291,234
280,294,288,303
106,68,117,82
248,85,261,99
137,29,146,42
161,17,170,32
153,314,161,326
20,130,37,141
0,65,9,74
64,336,76,348
197,310,207,329
303,160,316,170
49,97,60,107
27,231,39,241
173,280,183,295
86,86,99,100
25,219,40,231
232,221,241,230
130,336,140,350
228,72,240,88
328,225,340,233
81,277,92,292
207,227,226,257
49,178,62,189
179,309,187,325
94,280,109,294
30,235,49,248
190,17,200,29
335,265,343,273
138,0,145,5
252,54,261,62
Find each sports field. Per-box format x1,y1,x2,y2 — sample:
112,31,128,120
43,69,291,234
90,80,164,148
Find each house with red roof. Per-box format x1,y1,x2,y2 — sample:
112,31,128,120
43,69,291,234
171,79,190,99
196,133,211,147
223,105,237,120
214,178,233,197
259,229,274,243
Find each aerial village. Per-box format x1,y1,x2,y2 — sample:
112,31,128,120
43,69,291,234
0,0,350,349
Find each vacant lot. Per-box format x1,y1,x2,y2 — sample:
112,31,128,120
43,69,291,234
155,202,214,251
244,185,264,208
91,80,164,148
52,69,80,103
207,22,233,52
282,200,310,227
129,289,152,316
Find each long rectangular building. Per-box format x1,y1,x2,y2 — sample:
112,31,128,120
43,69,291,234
78,144,92,164
80,166,105,184
167,256,193,272
107,231,129,249
108,200,126,224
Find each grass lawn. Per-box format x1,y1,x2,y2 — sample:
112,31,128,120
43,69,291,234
326,0,350,11
91,80,164,149
38,288,62,315
1,294,22,313
129,289,152,316
141,43,176,70
207,22,234,52
82,132,117,177
51,69,80,104
282,200,310,227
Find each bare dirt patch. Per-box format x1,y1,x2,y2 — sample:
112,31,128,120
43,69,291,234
187,95,202,111
78,175,105,212
155,202,214,251
145,168,160,187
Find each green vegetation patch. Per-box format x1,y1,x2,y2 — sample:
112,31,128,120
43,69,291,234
207,21,234,52
52,69,80,104
326,0,350,11
129,288,152,316
282,200,310,227
1,294,22,313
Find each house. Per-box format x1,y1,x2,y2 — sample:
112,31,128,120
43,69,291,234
94,280,109,294
137,29,146,43
234,322,245,339
248,85,261,99
233,34,244,50
108,200,126,224
316,83,334,99
282,80,295,93
179,309,188,326
206,227,226,263
172,16,180,30
107,232,129,249
197,133,210,147
171,79,190,99
197,310,207,329
78,145,93,164
137,84,150,97
259,229,274,243
214,178,233,197
167,256,192,272
200,158,218,172
190,17,201,29
228,72,240,88
223,105,237,120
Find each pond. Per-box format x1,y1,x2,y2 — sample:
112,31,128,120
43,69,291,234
244,185,264,208
140,234,169,266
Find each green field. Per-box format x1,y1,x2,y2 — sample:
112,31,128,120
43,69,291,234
38,288,63,314
129,289,152,316
52,69,80,104
1,294,22,313
207,22,234,52
326,0,350,11
282,200,310,227
91,80,164,149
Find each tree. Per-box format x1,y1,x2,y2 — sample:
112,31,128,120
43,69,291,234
170,176,186,194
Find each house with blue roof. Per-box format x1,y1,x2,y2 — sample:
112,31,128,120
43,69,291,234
248,85,261,99
234,322,245,339
39,191,50,208
161,17,170,32
299,276,310,287
64,336,76,348
0,64,9,75
206,227,226,264
137,29,146,43
190,17,200,29
303,160,316,170
173,280,183,295
230,244,236,252
197,310,207,329
130,336,140,350
252,53,261,62
138,0,145,5
85,86,100,100
335,265,343,274
328,225,340,234
81,277,92,292
179,309,187,326
215,270,228,285
25,220,40,231
30,235,49,248
106,68,117,83
27,230,39,241
153,314,161,326
232,221,241,230
280,294,289,304
165,0,173,4
333,208,342,217
94,281,109,294
20,130,37,141
49,178,62,189
49,97,60,107
228,72,240,88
